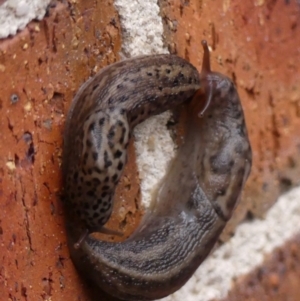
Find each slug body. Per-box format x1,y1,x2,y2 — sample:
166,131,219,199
63,42,252,300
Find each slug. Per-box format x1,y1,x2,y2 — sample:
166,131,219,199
62,40,252,300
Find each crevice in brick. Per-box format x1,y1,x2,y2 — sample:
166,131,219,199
119,210,133,230
231,72,237,87
21,284,28,301
51,25,57,53
23,132,35,165
41,274,54,298
14,154,20,167
43,182,52,196
268,92,280,160
6,117,18,142
19,180,33,252
245,87,256,100
134,190,141,213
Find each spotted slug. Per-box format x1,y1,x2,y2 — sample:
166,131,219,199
62,40,252,300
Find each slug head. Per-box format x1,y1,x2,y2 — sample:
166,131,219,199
190,40,235,120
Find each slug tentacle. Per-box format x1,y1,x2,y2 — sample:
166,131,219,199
198,40,213,117
63,41,252,300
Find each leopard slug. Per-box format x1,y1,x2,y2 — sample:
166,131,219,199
62,41,252,300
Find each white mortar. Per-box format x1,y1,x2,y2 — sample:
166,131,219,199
0,0,51,38
114,0,174,207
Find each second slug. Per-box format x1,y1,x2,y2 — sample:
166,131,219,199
62,41,252,300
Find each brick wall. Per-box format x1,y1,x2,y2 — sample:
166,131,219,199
0,1,299,300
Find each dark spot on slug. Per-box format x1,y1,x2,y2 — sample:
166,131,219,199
108,141,114,149
94,166,102,174
117,161,124,171
118,95,129,103
92,178,101,185
104,176,109,182
216,188,226,196
88,122,95,132
93,212,100,218
103,202,111,210
178,72,184,79
166,69,171,74
104,151,112,168
101,192,107,198
112,174,118,182
92,203,100,210
114,149,123,159
102,185,110,191
117,120,124,127
92,152,98,161
147,72,153,76
107,126,116,139
99,118,105,126
87,190,94,197
83,152,88,165
172,79,179,87
92,84,99,91
86,139,92,148
130,115,138,123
